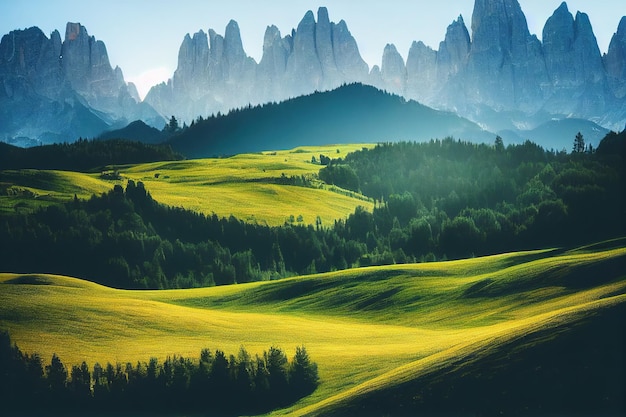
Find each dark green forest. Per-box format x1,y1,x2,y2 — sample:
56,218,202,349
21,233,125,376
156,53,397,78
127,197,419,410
0,138,182,171
0,332,318,415
166,83,491,158
0,132,624,289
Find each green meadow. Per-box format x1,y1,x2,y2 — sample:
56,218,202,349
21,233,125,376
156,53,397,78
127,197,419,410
0,143,373,226
1,240,624,416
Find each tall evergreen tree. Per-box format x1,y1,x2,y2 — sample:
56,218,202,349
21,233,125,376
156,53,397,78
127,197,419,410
573,132,585,153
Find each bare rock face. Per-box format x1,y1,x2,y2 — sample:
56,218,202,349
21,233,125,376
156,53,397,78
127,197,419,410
223,20,256,88
146,7,370,123
542,4,610,118
405,41,437,102
257,25,290,102
173,31,210,99
381,0,624,131
62,22,121,96
543,2,577,88
332,19,369,83
380,44,406,96
285,10,322,97
464,0,548,112
437,16,470,83
4,2,622,144
147,21,259,123
605,17,626,99
0,23,162,144
315,7,340,89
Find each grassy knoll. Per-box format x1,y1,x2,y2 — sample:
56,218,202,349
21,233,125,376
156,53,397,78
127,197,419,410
0,169,114,214
1,240,624,415
0,143,373,225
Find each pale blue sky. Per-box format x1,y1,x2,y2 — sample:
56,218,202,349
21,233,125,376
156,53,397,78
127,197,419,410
1,0,623,98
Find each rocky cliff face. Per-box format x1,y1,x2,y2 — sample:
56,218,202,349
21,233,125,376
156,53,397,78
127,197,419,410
542,4,610,119
0,23,163,145
464,0,548,113
145,7,369,123
4,1,623,145
605,17,626,99
378,44,407,96
145,1,624,132
377,0,624,131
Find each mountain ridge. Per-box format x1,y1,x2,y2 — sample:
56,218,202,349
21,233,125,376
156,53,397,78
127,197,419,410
0,23,164,146
165,83,493,158
146,1,625,134
1,1,624,147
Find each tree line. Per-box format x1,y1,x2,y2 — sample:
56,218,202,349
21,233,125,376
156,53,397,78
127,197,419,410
321,132,625,260
0,331,318,415
0,132,624,289
164,83,492,158
0,138,182,172
0,180,364,288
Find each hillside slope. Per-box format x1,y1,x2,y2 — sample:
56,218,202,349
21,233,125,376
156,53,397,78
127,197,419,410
0,144,373,227
166,84,493,158
0,240,624,416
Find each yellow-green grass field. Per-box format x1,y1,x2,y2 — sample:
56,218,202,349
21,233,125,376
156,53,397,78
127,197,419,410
0,144,373,225
1,239,624,416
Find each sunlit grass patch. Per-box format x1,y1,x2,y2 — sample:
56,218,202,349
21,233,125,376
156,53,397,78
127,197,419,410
1,144,375,226
1,243,624,415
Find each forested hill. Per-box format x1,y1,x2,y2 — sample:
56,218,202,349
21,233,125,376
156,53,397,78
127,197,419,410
98,120,166,144
166,83,492,158
0,139,182,172
1,132,623,289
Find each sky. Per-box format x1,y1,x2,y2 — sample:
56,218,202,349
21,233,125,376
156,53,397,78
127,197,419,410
1,0,623,99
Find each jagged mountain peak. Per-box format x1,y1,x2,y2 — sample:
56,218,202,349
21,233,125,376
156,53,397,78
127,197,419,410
618,16,626,34
64,22,88,42
0,22,163,145
192,30,207,41
140,3,625,135
574,11,597,41
605,16,626,99
380,44,406,95
263,25,281,47
300,10,316,26
146,5,368,122
556,2,569,13
471,0,532,51
318,6,330,24
225,20,242,43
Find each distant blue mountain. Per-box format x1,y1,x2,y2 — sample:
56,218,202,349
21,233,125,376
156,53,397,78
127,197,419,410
166,84,493,158
0,24,163,146
98,120,165,144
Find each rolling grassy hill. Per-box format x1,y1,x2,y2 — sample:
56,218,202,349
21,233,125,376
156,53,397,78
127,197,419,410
1,239,624,416
0,144,373,226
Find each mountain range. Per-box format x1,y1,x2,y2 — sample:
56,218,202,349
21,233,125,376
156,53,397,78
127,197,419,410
0,23,163,146
0,0,624,147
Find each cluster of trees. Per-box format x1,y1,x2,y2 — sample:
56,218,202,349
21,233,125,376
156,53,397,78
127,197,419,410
0,180,365,288
0,332,318,414
0,138,182,171
1,132,623,289
320,132,625,260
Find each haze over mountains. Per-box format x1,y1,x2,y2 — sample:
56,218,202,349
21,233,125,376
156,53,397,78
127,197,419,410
0,23,163,146
165,84,494,158
0,0,624,147
147,1,625,133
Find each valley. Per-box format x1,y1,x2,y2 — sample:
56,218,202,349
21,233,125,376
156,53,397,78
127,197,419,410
1,241,624,415
1,137,624,415
1,0,625,414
